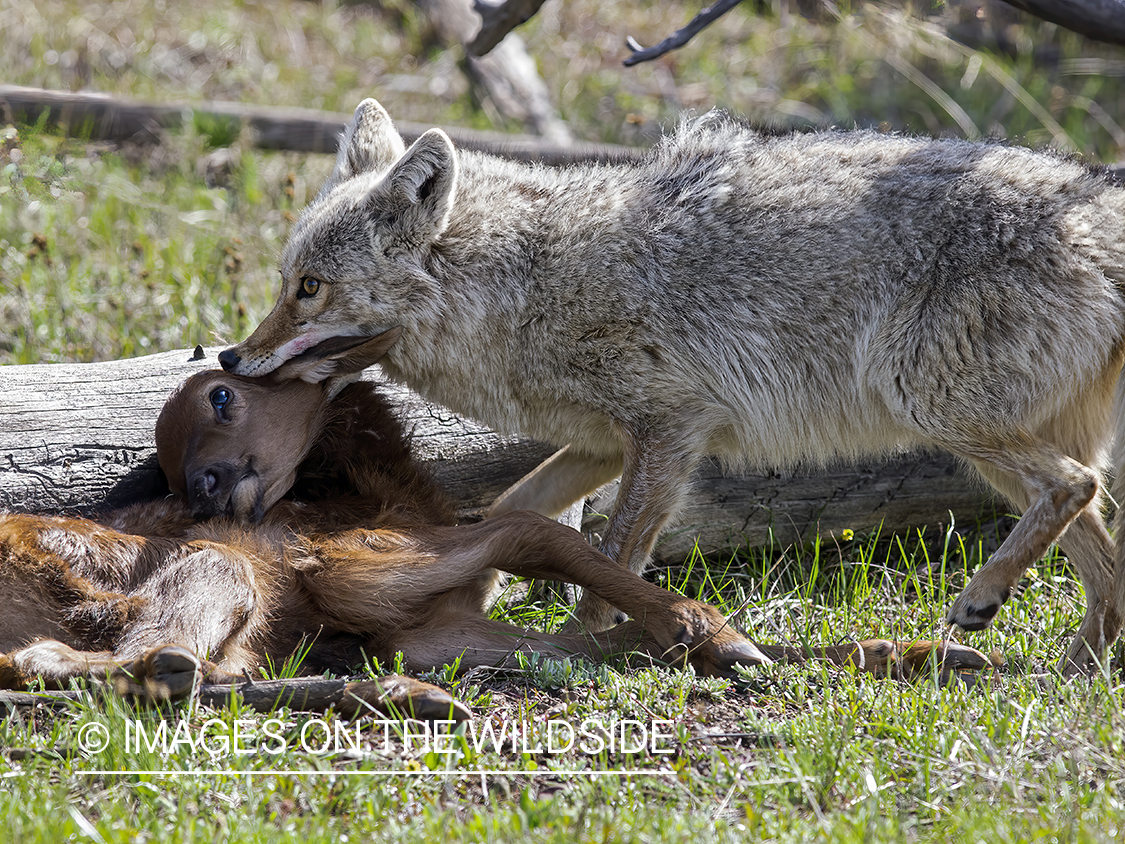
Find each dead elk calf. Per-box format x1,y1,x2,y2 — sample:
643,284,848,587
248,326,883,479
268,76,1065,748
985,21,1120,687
0,335,755,717
0,335,985,716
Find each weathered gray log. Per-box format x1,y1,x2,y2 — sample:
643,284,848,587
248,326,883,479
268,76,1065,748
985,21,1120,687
0,86,636,166
0,348,555,520
0,350,996,560
0,676,427,716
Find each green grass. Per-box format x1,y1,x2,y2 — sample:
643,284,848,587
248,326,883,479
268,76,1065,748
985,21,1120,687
3,525,1123,842
3,0,1125,840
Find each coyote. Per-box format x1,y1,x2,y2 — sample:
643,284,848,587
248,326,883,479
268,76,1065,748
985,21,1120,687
220,98,1125,672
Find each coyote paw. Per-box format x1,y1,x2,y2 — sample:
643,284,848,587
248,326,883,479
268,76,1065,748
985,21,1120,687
342,675,471,722
113,645,202,702
657,600,770,676
1060,602,1120,677
947,579,1013,631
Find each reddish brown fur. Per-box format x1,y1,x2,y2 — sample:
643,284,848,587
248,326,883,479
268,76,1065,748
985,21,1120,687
0,337,987,714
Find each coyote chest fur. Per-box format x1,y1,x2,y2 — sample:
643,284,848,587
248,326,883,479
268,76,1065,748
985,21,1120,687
222,99,1125,672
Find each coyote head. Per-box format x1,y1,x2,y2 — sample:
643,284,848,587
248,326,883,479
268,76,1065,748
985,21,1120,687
219,98,458,380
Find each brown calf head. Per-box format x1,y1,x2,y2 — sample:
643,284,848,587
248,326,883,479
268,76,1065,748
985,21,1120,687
156,330,402,522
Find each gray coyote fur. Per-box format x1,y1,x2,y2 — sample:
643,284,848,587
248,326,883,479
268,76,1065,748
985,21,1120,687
221,98,1125,672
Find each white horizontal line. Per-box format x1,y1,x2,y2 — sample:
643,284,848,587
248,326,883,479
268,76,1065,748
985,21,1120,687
73,768,673,777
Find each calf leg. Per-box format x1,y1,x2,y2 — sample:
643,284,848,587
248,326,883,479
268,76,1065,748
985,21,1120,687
754,638,990,679
1,640,204,700
447,518,990,679
385,606,736,676
299,513,767,676
0,522,262,698
109,540,261,670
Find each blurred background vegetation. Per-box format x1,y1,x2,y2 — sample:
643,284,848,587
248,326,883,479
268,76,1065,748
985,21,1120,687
1,0,1124,365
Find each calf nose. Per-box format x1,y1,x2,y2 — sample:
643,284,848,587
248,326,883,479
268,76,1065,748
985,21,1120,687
188,467,231,517
218,349,240,371
192,471,218,501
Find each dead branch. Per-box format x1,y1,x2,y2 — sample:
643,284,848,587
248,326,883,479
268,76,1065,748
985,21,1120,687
0,86,634,166
622,0,1125,67
0,677,430,716
624,0,747,66
469,0,551,56
999,0,1125,45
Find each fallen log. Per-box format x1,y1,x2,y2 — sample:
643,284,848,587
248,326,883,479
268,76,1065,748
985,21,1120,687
0,85,637,166
0,349,996,561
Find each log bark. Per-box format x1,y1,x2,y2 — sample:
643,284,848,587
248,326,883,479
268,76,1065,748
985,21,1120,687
0,350,996,560
0,86,637,166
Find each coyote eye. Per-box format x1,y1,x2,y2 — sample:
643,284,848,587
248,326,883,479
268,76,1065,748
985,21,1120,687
298,276,320,298
209,387,232,421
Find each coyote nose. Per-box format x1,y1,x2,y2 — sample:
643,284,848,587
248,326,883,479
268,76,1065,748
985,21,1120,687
218,349,240,371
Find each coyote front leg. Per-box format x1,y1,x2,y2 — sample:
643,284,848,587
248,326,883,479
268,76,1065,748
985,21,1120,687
570,426,706,632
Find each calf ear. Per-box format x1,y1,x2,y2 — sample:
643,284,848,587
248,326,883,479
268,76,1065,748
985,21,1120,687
324,328,403,376
319,99,407,197
374,129,458,248
322,328,405,398
270,328,404,389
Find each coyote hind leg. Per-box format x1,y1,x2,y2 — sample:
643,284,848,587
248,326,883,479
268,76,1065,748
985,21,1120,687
569,428,704,633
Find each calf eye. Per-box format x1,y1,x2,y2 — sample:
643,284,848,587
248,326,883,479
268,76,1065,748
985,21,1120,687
209,388,232,419
298,276,320,298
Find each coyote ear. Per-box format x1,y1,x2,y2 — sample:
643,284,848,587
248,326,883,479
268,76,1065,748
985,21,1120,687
324,328,403,378
322,99,406,195
377,129,458,245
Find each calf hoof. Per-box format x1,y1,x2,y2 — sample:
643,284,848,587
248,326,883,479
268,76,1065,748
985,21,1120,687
664,600,770,676
562,598,629,635
895,639,991,680
114,645,202,702
343,675,471,722
708,636,771,673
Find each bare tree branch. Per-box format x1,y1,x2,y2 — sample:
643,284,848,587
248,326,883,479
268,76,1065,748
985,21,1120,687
418,0,574,145
623,0,747,66
622,0,1125,67
469,0,550,56
997,0,1125,45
